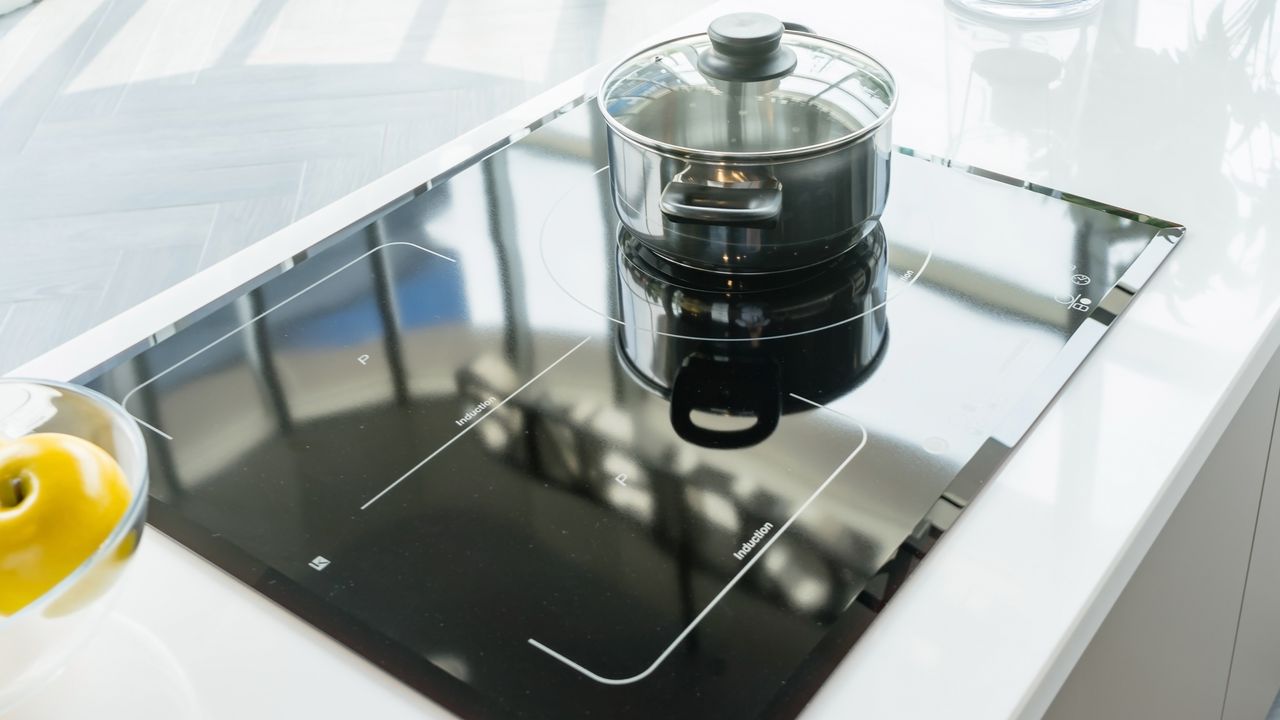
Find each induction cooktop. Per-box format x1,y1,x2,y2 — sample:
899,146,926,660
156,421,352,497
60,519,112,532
83,99,1182,719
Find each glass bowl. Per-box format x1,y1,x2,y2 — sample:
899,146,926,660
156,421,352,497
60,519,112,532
0,378,148,713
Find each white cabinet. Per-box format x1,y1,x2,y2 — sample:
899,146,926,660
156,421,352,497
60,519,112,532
1223,398,1280,719
1045,353,1280,719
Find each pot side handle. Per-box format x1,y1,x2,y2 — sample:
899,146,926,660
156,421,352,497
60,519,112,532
669,355,781,449
660,181,782,229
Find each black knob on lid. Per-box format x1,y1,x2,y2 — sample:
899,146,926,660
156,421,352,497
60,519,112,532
697,13,798,83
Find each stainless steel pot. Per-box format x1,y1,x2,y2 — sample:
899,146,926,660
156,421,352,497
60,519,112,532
599,13,897,274
616,226,889,448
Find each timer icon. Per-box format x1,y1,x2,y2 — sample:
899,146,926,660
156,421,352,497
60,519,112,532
1071,274,1091,286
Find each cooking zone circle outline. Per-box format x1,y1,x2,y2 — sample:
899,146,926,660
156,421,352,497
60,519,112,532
539,167,933,342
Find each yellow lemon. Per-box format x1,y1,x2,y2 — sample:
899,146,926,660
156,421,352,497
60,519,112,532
0,433,131,616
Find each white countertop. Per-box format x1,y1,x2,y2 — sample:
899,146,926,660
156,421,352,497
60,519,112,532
11,1,1280,718
0,0,716,373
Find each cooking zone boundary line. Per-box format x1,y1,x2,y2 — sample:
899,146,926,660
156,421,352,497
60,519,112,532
527,393,868,686
536,166,938,343
359,336,592,510
118,241,457,439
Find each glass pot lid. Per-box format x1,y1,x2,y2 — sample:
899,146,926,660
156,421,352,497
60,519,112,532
598,13,897,159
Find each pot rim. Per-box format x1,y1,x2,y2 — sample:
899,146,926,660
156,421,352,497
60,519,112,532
596,29,898,162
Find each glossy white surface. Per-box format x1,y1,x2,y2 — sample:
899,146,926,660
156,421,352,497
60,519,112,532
1043,350,1280,719
0,0,713,373
9,1,1280,718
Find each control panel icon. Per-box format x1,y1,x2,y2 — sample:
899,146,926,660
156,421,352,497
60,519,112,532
1055,293,1094,313
309,556,330,571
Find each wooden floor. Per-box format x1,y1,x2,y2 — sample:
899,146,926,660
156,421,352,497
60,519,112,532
0,0,711,372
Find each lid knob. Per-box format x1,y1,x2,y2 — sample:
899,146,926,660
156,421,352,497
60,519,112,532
697,13,798,83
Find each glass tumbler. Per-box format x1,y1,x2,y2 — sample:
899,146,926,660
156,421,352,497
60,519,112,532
947,0,1103,20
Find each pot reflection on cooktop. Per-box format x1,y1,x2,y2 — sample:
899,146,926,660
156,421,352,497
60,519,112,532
616,227,889,448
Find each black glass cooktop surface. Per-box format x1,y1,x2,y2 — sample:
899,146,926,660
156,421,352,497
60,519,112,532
84,101,1181,719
